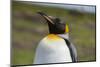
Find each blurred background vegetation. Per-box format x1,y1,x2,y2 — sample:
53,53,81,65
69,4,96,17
11,1,96,65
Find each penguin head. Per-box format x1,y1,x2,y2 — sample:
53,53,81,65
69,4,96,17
37,12,69,34
47,17,69,34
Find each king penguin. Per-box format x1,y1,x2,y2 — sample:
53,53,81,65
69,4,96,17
34,12,77,64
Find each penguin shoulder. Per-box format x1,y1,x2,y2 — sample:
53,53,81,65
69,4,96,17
41,34,65,44
37,34,67,51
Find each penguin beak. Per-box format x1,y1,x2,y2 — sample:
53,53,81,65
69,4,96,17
37,12,54,24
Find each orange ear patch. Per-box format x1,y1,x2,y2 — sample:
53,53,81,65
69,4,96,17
65,24,69,33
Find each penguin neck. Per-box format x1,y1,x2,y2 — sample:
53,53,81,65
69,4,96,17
57,33,69,40
48,22,65,34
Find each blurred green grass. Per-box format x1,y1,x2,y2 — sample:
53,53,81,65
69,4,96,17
11,1,96,65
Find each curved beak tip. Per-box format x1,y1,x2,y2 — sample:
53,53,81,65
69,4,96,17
37,12,54,24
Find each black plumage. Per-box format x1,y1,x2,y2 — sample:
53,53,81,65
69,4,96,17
37,12,66,34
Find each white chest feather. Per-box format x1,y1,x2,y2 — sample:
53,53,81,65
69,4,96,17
34,35,72,64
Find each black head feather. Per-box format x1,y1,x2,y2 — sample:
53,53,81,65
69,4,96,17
37,12,66,34
48,18,65,34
